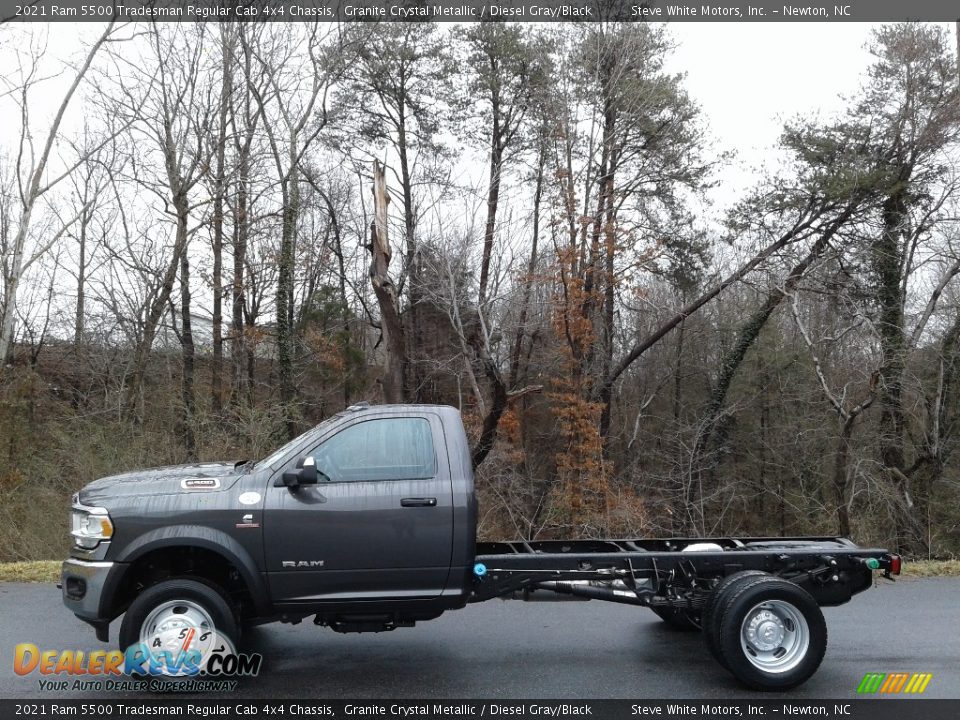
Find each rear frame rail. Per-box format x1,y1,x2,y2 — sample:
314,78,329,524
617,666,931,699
470,537,898,608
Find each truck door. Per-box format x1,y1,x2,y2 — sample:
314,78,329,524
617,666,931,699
263,413,454,603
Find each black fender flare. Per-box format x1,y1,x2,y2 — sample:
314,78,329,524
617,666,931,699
104,525,270,616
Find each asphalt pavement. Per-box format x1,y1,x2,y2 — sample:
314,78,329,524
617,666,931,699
1,576,957,699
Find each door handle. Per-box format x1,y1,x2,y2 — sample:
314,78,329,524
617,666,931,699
401,497,437,507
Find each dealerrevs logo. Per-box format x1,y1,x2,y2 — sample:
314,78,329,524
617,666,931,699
14,633,262,691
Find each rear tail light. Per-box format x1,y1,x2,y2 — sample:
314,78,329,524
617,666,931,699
888,554,902,575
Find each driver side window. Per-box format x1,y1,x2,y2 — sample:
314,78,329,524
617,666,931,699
310,417,436,483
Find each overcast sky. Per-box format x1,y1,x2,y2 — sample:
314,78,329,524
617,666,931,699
7,21,948,231
3,20,955,334
665,22,879,208
6,21,927,213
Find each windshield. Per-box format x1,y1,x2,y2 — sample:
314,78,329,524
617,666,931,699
254,414,340,470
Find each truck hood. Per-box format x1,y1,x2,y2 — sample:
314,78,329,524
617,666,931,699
78,462,245,505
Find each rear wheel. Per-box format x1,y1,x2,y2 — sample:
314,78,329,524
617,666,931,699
715,575,827,691
703,570,768,666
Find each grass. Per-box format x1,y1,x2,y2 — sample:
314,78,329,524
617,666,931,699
901,559,960,577
0,560,61,583
0,558,959,584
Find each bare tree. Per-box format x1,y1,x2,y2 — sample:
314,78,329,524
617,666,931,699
208,23,237,417
461,24,545,312
242,22,349,436
227,24,268,406
104,22,215,457
791,292,877,536
0,22,118,367
368,160,405,403
853,25,960,554
66,141,114,349
337,22,453,401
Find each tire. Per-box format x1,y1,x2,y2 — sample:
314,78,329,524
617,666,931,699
119,578,239,679
715,575,827,691
651,606,701,631
703,570,769,667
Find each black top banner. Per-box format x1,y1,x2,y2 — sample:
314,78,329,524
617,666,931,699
2,0,960,23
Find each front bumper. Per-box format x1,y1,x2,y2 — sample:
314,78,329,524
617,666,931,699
61,558,121,642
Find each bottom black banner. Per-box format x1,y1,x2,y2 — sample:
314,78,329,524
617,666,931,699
2,699,958,720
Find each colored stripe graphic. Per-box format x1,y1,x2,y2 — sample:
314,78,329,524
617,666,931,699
857,673,885,693
891,673,909,693
858,672,932,694
879,674,897,693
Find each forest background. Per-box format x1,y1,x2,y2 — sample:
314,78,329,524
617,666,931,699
2,17,960,562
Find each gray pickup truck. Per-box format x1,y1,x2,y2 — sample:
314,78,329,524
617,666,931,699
62,403,900,690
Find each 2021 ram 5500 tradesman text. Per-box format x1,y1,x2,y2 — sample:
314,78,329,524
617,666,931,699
62,403,901,690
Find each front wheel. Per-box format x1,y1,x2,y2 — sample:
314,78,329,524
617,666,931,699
715,575,827,691
118,578,239,678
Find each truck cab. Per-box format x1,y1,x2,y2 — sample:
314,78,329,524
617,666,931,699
62,404,477,645
260,404,476,610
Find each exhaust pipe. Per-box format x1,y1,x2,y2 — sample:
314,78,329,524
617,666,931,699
534,580,654,606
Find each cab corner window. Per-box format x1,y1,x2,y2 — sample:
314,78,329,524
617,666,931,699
311,418,436,483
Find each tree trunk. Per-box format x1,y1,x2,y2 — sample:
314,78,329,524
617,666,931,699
232,143,249,405
478,109,502,310
696,207,855,456
211,35,232,417
598,135,618,441
874,187,920,554
179,213,196,459
581,103,612,336
276,156,299,438
471,352,508,470
672,315,686,424
369,160,406,404
0,204,37,367
125,230,188,416
0,264,21,366
322,191,352,407
833,415,856,537
74,204,89,348
509,142,545,387
397,114,421,401
757,359,770,524
600,209,827,398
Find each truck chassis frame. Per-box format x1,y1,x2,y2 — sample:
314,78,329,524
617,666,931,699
471,535,897,611
467,535,899,689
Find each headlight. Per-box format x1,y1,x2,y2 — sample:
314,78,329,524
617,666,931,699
70,497,114,549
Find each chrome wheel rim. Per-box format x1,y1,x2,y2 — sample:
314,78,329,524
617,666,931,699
740,599,810,673
139,599,215,669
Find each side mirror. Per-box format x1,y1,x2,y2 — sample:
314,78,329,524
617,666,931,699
279,456,318,488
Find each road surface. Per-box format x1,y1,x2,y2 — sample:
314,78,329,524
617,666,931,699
1,576,956,699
